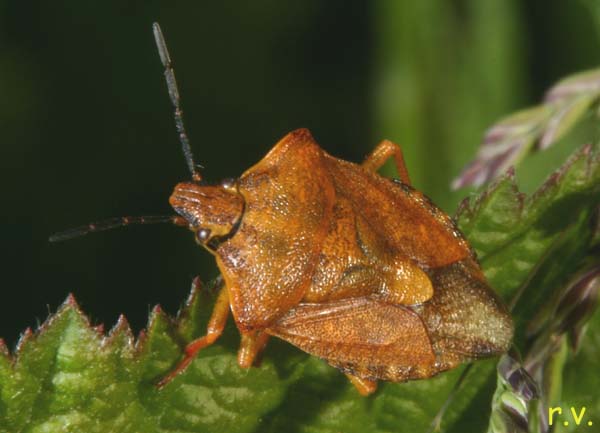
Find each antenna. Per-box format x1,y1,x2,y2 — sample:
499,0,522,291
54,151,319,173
49,215,188,242
48,25,198,243
153,22,202,182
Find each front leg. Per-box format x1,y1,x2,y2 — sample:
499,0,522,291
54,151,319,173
157,280,230,388
362,139,412,185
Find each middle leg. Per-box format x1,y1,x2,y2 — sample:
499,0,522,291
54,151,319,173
346,373,378,396
238,331,271,368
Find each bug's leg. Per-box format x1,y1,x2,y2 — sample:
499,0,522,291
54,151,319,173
345,373,378,396
157,285,230,388
237,331,270,368
362,139,411,185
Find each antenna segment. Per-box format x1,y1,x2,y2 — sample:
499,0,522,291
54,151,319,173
49,215,188,242
152,22,202,181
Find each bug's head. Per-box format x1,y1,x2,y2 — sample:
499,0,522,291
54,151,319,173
169,178,244,248
48,25,247,245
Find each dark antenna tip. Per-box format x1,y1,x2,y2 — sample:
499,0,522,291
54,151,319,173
48,234,64,243
152,22,202,181
49,232,77,243
152,23,170,66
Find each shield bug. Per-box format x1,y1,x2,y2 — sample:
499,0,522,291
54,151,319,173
50,23,513,396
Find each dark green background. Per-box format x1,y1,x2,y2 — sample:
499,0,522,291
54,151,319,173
1,1,599,347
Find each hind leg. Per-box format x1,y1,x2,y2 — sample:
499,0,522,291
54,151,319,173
362,139,411,185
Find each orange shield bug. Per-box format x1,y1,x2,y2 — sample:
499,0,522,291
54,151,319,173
51,23,513,396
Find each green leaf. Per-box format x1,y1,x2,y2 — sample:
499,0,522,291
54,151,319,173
2,153,600,432
457,144,600,306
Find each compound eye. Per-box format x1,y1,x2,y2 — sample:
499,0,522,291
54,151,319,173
196,228,211,243
221,178,236,190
